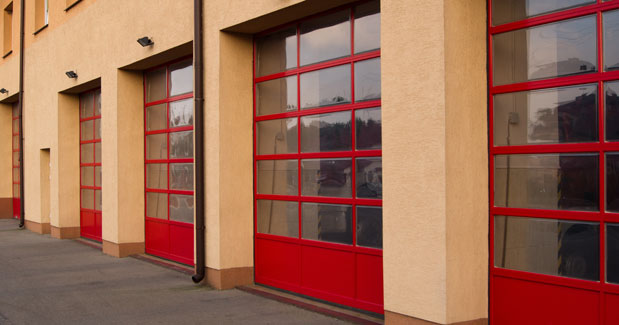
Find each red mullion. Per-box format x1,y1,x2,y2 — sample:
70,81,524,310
603,213,619,223
603,283,619,295
491,73,602,95
255,100,381,122
145,93,194,107
350,8,358,277
491,207,601,221
80,139,101,145
491,143,602,154
493,267,602,292
81,185,101,191
296,23,303,287
166,65,171,223
79,115,101,123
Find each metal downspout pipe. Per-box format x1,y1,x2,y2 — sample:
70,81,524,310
18,0,25,228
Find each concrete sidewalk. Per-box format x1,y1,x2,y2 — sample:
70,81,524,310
0,219,348,324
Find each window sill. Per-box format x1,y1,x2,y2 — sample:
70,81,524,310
2,50,12,59
33,24,48,36
64,0,82,12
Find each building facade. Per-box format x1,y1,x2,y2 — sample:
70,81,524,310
4,0,616,324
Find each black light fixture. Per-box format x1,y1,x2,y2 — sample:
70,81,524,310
137,36,154,47
65,71,78,79
0,88,7,94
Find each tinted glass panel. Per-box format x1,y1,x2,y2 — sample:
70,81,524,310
81,143,94,163
146,104,167,131
81,189,94,210
492,0,594,26
257,200,299,238
256,76,297,116
357,157,382,199
256,118,297,155
493,84,597,146
256,160,298,196
607,153,619,212
95,166,101,187
354,0,380,54
13,152,18,166
146,134,167,160
170,163,193,191
494,154,599,211
94,142,101,163
146,192,167,219
81,166,94,186
12,168,19,182
146,164,167,189
170,131,193,159
605,10,619,71
80,92,94,118
493,16,597,86
608,224,619,283
81,120,94,141
301,111,351,153
356,107,381,150
301,64,351,109
256,27,297,77
95,190,102,211
94,90,101,116
302,203,352,245
13,184,19,198
357,206,382,249
301,159,352,197
146,67,167,103
354,58,381,102
605,81,619,141
170,194,194,224
170,99,193,128
12,136,18,150
300,10,350,66
94,119,101,140
169,60,193,97
494,216,599,281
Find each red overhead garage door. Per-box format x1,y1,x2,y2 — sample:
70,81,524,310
79,89,102,241
12,102,20,219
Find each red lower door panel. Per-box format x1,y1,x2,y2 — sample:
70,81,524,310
12,198,19,219
145,219,193,265
80,211,101,241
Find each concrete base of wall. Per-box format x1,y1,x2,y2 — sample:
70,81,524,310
51,226,80,239
102,240,145,258
206,266,254,290
385,311,488,325
25,220,51,234
0,198,12,219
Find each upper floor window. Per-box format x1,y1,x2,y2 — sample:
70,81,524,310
3,2,12,56
34,0,48,32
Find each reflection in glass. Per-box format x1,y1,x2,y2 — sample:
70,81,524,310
95,90,101,116
81,166,94,186
170,131,193,159
256,118,297,155
257,200,299,238
301,65,351,109
491,0,594,26
302,203,352,245
170,163,193,191
81,120,94,141
146,164,167,189
302,159,352,197
301,111,351,152
81,143,94,163
146,134,167,160
300,10,350,66
495,154,599,211
170,194,194,224
494,216,599,281
81,189,94,210
356,107,381,150
147,192,167,219
357,206,382,249
256,27,297,77
355,58,381,101
493,16,596,86
170,60,193,97
608,224,619,283
80,92,94,118
493,84,597,146
256,76,297,116
607,154,619,212
146,67,167,103
605,10,619,71
606,82,619,141
357,157,382,199
256,160,298,196
170,99,193,128
146,104,167,131
354,0,380,54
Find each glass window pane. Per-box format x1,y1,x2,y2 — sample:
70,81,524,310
146,67,167,103
607,224,619,283
170,60,193,97
13,152,18,166
494,154,599,211
146,134,167,160
357,206,382,249
81,166,94,186
605,81,619,141
146,192,167,219
170,194,194,224
302,203,352,245
12,135,18,150
170,131,193,159
356,107,381,150
354,58,381,102
170,99,193,128
95,190,102,211
12,119,18,132
95,142,101,163
606,153,619,212
146,164,167,190
13,184,19,198
81,189,94,210
301,65,351,109
356,157,382,199
493,16,597,86
354,0,380,54
493,84,598,146
80,92,94,118
94,119,101,140
300,9,350,66
301,111,351,153
94,89,101,116
606,10,619,71
81,143,94,163
491,0,594,26
256,160,298,196
256,27,297,77
81,120,94,141
95,166,101,187
256,76,298,116
301,158,352,198
170,163,193,191
257,200,299,238
146,103,167,131
12,168,19,182
256,118,298,155
494,215,599,281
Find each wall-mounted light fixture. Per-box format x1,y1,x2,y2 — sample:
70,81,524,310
137,36,154,47
65,71,78,79
0,88,8,94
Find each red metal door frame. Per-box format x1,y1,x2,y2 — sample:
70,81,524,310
79,88,102,241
